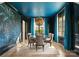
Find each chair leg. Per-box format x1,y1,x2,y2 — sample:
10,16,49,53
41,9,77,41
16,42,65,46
42,45,44,51
30,43,31,48
28,41,30,46
50,42,51,46
28,43,29,45
33,43,34,46
36,45,37,51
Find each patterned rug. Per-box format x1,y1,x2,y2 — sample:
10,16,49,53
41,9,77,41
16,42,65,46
1,43,62,57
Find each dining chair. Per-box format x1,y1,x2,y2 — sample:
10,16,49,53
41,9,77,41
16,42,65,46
35,35,45,51
27,33,36,48
44,33,54,46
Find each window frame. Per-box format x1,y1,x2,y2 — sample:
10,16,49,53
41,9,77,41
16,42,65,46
58,8,65,37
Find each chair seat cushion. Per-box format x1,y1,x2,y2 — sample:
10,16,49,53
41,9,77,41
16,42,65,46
46,38,50,41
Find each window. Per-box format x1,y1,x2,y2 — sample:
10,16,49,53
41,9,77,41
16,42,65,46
34,18,45,36
58,10,65,37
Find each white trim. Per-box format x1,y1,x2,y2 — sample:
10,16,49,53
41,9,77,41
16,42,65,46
44,18,45,38
34,18,36,37
57,14,59,43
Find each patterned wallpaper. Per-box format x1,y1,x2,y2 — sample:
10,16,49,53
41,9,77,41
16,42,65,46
0,3,21,54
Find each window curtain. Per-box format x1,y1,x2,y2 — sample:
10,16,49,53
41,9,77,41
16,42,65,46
54,16,58,42
44,18,49,38
64,3,75,50
31,18,34,37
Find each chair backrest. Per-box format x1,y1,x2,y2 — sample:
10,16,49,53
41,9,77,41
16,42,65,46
36,36,44,45
49,33,54,40
49,33,52,40
52,34,54,39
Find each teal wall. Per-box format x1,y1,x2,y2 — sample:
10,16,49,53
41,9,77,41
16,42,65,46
0,3,21,54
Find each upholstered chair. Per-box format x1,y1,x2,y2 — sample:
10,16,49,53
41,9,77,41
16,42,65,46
44,33,54,46
36,36,45,51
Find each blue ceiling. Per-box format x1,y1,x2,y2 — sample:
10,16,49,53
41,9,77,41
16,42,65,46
10,2,66,17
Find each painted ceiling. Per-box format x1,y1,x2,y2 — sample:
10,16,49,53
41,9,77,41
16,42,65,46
10,2,66,17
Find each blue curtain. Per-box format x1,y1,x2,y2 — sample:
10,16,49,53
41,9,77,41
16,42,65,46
64,3,72,50
31,18,34,36
54,16,58,42
44,18,49,38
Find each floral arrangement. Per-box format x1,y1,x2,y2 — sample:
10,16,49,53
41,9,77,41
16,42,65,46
35,18,44,26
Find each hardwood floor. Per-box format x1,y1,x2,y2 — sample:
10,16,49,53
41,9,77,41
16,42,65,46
1,41,78,57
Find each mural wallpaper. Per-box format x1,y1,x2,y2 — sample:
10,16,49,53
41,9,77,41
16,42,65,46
0,3,21,54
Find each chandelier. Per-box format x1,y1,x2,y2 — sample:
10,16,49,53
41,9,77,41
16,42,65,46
35,18,44,26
